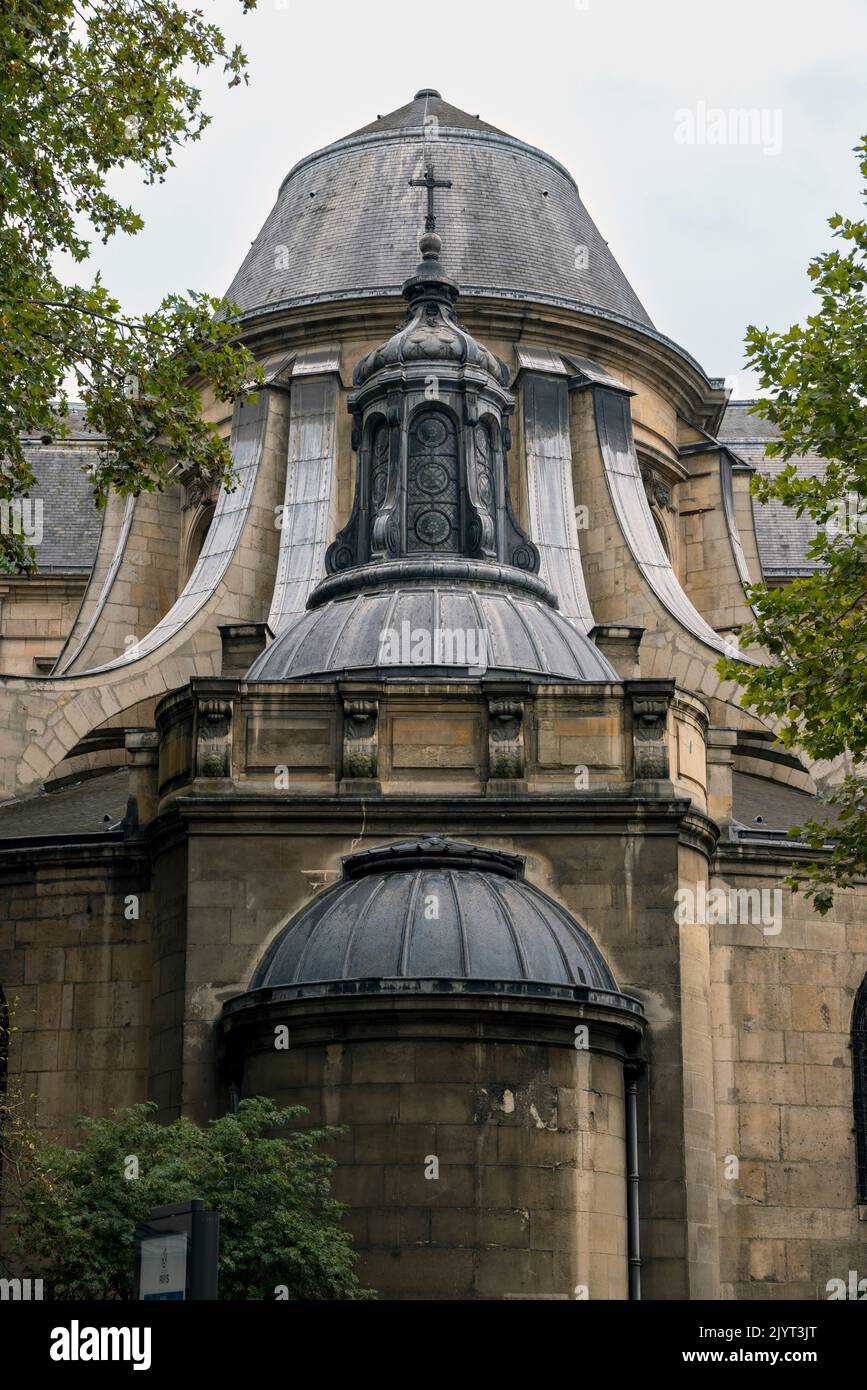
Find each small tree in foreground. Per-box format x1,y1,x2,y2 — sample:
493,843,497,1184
1,1095,371,1300
1,0,263,575
718,135,867,913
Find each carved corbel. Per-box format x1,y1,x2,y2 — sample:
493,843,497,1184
342,699,379,783
487,699,525,781
196,697,233,779
630,695,670,781
641,467,675,513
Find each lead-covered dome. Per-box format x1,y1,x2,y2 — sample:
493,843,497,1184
224,89,652,329
246,560,616,682
249,837,631,1004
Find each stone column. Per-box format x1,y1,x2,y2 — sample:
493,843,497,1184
222,994,641,1301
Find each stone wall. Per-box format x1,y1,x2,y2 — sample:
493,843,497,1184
225,996,631,1300
0,577,87,675
0,843,151,1147
711,847,867,1298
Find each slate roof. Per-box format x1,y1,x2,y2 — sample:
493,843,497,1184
718,400,826,578
18,408,103,574
224,89,653,330
347,90,507,138
0,767,129,840
732,770,838,835
717,401,780,443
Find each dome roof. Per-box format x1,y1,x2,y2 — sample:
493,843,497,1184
224,90,652,329
247,560,616,682
251,837,625,1000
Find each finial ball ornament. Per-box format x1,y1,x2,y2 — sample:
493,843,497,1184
419,231,442,261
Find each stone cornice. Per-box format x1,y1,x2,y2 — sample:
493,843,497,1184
147,791,718,858
208,294,727,430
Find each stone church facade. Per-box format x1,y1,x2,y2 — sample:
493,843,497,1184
1,90,865,1301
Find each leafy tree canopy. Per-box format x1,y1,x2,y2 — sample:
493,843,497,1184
0,0,262,574
1,1095,371,1300
719,136,867,912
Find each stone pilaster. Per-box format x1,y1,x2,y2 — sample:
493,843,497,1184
125,730,160,825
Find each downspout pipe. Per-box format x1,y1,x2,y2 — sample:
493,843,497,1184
624,1058,645,1301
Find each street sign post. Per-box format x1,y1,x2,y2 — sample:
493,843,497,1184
135,1199,219,1301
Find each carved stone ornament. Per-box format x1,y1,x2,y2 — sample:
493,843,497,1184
631,696,669,780
488,698,525,780
641,467,675,513
342,698,379,781
184,476,218,512
196,698,233,778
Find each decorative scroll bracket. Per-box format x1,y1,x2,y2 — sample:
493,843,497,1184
195,696,233,780
486,696,527,794
626,680,674,791
341,697,380,794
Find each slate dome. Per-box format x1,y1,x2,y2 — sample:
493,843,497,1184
249,837,634,1005
224,90,652,329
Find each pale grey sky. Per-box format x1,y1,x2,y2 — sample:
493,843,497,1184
72,0,867,394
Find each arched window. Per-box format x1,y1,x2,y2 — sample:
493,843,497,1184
406,408,460,554
854,978,867,1202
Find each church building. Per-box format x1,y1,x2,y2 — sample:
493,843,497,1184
1,90,865,1301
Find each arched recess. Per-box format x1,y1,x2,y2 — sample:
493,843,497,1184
181,503,216,587
651,508,673,561
853,977,867,1203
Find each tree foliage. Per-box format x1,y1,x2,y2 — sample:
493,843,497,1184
1,1091,370,1300
0,0,262,574
718,136,867,912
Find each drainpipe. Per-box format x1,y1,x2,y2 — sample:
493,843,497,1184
624,1058,645,1300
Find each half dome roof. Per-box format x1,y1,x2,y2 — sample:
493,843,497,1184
251,837,625,999
224,90,652,329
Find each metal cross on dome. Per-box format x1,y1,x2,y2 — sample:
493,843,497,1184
409,160,452,232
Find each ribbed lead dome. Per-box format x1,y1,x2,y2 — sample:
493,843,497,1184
247,563,616,683
252,837,619,996
224,90,652,328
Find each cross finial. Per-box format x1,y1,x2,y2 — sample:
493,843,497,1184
409,160,452,233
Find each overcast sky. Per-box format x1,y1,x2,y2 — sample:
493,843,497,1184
76,0,867,397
